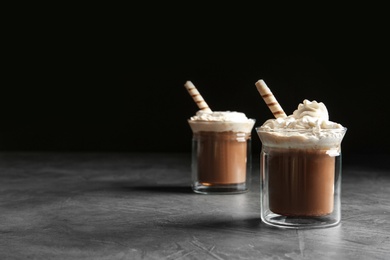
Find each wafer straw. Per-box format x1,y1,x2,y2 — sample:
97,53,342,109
255,79,287,118
184,81,212,112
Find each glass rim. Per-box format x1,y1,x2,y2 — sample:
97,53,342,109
256,126,347,133
188,119,256,124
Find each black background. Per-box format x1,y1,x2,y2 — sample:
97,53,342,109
2,5,389,158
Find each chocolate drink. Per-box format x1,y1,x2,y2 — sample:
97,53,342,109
188,111,255,193
266,147,336,217
256,98,346,227
194,131,250,185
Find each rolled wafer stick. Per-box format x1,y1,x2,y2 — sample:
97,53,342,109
184,81,212,112
255,79,287,118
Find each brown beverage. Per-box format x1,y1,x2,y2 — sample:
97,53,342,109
188,111,255,194
265,147,336,216
254,89,347,227
195,131,250,185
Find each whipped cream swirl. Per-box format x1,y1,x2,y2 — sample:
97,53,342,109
189,110,255,133
261,100,343,130
190,111,251,122
257,100,346,153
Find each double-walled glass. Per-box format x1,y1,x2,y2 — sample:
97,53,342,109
189,120,255,194
257,127,347,228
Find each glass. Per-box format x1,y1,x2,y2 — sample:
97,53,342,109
257,127,347,228
189,120,255,194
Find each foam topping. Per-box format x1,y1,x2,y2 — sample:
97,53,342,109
257,100,346,152
190,110,252,122
261,100,343,130
188,110,255,133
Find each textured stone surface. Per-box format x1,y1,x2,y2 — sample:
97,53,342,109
0,152,389,259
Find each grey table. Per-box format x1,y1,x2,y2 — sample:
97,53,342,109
0,152,389,260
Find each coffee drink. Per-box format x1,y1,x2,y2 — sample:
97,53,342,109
188,111,255,194
265,147,336,216
195,131,250,185
257,99,347,228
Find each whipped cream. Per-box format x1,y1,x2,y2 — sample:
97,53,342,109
190,111,251,122
261,100,343,130
257,100,346,153
189,111,255,133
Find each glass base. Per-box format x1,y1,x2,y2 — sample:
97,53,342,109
261,213,340,229
192,182,248,194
